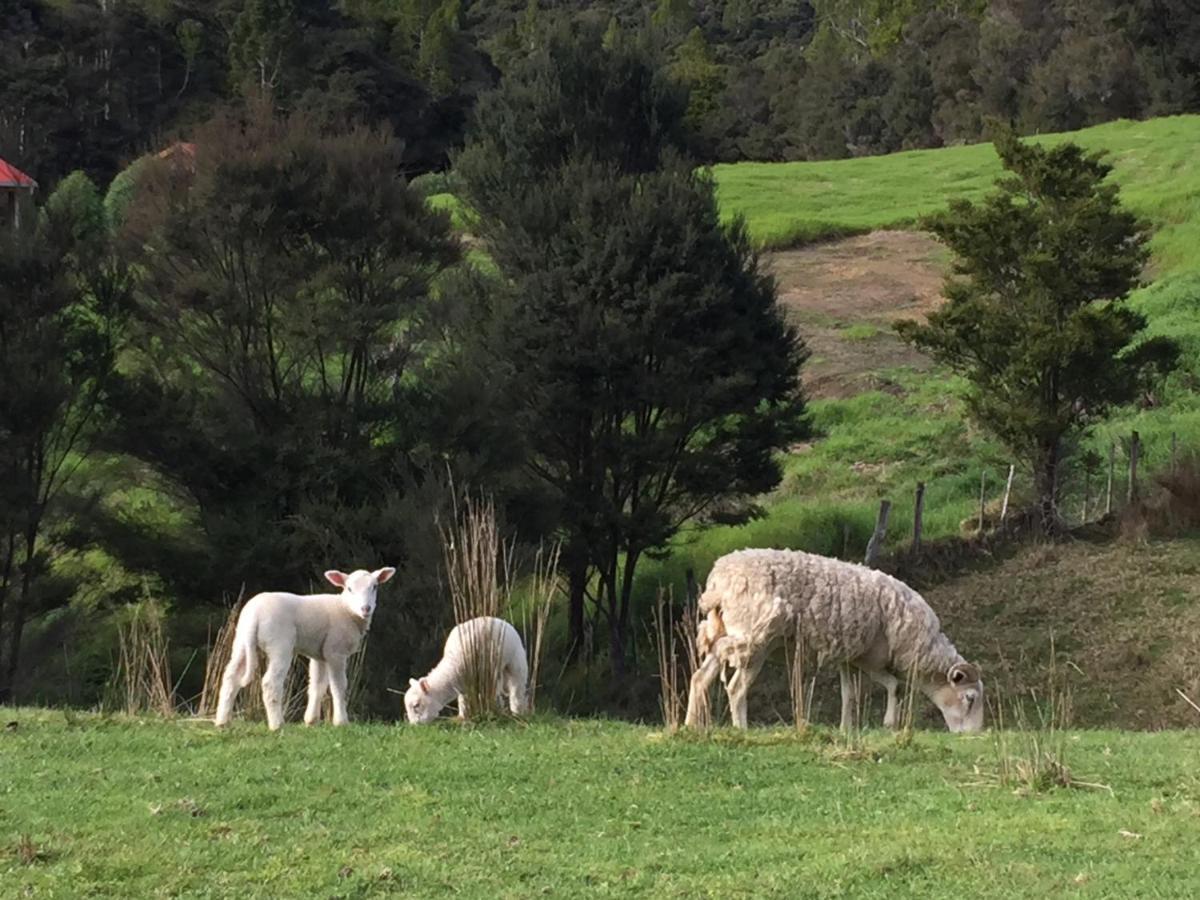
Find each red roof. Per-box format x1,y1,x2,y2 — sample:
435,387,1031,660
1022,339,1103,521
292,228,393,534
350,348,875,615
0,158,36,189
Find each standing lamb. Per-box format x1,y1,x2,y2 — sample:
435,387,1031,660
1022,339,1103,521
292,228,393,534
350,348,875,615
404,617,529,723
684,549,983,733
214,566,395,730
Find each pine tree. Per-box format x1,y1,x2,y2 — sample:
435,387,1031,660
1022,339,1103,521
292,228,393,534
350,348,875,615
897,129,1176,532
458,26,807,674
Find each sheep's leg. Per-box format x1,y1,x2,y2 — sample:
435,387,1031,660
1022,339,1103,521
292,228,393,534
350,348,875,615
260,656,290,731
726,651,767,730
839,663,863,732
866,670,900,729
456,693,469,720
304,659,329,726
685,650,725,728
327,660,351,726
506,670,529,716
214,657,244,727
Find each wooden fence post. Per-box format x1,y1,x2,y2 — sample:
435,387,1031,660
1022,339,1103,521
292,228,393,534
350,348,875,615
864,500,891,568
1128,431,1141,504
1105,443,1115,515
1000,464,1015,525
912,482,925,553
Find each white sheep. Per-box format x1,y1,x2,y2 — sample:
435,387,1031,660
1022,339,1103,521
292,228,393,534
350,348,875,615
214,566,395,730
684,549,983,733
404,616,530,723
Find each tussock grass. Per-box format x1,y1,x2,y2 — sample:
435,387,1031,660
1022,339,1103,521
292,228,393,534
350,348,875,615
104,600,175,718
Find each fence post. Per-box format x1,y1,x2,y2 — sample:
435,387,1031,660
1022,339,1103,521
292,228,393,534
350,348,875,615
1105,443,1115,515
912,482,925,553
864,500,891,568
1128,431,1141,504
842,522,851,559
1000,464,1015,525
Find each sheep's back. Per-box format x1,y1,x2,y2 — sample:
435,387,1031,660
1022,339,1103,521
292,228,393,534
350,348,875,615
700,549,950,669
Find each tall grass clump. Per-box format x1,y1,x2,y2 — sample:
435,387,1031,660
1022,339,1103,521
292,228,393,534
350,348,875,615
521,541,561,713
105,600,175,717
652,590,701,731
983,648,1109,794
440,493,559,721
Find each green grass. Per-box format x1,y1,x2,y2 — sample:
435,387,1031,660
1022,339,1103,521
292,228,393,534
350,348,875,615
3,711,1200,898
713,116,1200,265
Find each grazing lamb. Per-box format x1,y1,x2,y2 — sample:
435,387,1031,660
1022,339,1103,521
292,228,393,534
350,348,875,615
404,617,529,723
214,566,395,730
684,549,983,733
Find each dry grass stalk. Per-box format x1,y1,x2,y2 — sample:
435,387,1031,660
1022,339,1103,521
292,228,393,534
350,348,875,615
522,541,562,714
652,591,690,730
198,596,243,718
785,625,808,734
107,600,175,717
1176,688,1200,718
440,493,516,721
894,660,920,746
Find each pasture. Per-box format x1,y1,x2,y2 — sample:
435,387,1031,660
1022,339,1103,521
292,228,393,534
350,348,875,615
3,710,1199,898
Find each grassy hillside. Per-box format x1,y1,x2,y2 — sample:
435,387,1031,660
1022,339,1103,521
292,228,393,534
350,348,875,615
3,711,1200,898
633,116,1200,570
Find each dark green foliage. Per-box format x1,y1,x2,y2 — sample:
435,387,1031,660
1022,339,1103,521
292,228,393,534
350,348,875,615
897,129,1177,531
110,104,461,627
0,171,127,700
459,27,807,674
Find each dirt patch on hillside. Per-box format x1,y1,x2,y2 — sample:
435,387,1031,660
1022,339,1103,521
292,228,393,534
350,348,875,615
767,230,950,399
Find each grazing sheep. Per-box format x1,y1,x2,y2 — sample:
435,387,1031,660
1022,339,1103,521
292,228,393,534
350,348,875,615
214,567,395,730
684,549,983,733
404,617,529,723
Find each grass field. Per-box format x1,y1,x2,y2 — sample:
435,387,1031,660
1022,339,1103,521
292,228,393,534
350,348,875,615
3,710,1200,898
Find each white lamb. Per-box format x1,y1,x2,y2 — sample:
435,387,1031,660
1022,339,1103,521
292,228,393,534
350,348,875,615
685,548,983,733
404,616,530,723
214,566,395,730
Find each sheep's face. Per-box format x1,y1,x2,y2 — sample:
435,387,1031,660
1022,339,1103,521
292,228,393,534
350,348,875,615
325,567,396,621
929,662,984,733
404,678,438,724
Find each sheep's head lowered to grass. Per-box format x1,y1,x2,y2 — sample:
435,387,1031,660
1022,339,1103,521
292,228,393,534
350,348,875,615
404,678,439,724
324,567,397,622
925,661,984,733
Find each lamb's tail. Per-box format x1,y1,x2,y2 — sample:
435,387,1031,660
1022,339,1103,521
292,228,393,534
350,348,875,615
227,610,260,688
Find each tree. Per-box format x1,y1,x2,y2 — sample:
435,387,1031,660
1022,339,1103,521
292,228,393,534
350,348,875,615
0,171,126,700
897,129,1176,532
115,104,460,592
458,27,807,674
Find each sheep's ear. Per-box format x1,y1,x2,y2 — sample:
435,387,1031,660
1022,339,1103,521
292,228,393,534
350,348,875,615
324,570,349,588
420,678,430,693
374,566,396,585
408,678,419,688
948,662,979,685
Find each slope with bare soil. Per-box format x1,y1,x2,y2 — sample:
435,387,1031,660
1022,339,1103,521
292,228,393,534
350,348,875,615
766,230,948,398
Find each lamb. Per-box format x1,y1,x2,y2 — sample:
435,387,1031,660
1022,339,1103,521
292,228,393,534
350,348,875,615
404,616,530,723
214,566,395,730
684,548,983,733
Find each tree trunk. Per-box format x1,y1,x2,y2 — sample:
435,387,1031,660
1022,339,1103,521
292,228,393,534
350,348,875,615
602,565,625,680
617,548,640,675
565,546,588,662
0,524,36,704
0,530,14,679
1035,438,1061,535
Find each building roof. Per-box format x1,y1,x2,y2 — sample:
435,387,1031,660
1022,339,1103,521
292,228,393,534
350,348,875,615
0,157,36,189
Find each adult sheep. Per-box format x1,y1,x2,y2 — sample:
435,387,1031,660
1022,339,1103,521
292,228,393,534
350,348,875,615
684,549,983,733
214,566,395,730
404,616,529,723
